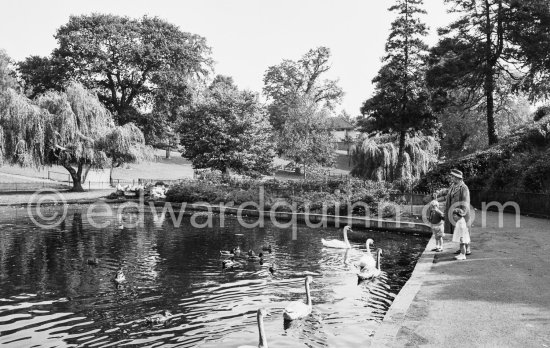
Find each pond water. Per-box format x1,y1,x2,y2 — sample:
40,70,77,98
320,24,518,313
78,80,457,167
0,205,428,347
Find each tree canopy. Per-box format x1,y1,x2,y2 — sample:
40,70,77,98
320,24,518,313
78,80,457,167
351,133,439,182
180,75,275,176
276,95,336,176
426,0,550,146
18,14,212,125
263,47,343,130
507,0,550,99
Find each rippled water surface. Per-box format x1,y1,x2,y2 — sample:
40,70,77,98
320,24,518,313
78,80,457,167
0,205,428,347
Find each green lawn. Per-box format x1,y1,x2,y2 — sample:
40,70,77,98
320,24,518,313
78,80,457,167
0,149,352,183
0,149,194,183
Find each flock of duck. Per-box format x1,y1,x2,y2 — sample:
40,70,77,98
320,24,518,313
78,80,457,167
221,225,384,348
86,225,382,346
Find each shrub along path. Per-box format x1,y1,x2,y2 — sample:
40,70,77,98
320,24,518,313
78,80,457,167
373,211,550,347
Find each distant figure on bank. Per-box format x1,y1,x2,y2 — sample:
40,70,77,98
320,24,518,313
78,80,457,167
452,208,470,260
428,193,445,252
444,169,471,255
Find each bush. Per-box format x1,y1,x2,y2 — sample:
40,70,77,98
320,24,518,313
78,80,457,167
163,177,393,216
522,153,550,192
165,181,219,203
417,117,550,193
378,201,399,218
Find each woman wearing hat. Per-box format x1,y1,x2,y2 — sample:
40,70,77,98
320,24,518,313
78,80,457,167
444,169,471,256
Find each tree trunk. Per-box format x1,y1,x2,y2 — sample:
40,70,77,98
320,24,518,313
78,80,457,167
64,163,86,192
166,146,171,159
485,73,497,145
71,177,85,192
110,166,115,186
485,0,498,145
395,130,407,181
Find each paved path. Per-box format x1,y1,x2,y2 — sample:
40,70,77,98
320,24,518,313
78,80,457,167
374,211,550,347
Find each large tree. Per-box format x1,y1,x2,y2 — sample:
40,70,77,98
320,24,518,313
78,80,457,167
0,82,151,191
138,72,197,158
426,0,548,146
507,0,550,99
17,55,69,99
18,14,212,125
276,95,336,176
436,77,532,157
263,47,344,130
360,0,436,180
180,76,275,175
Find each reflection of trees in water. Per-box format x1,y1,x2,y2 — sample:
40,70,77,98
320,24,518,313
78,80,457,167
0,206,430,348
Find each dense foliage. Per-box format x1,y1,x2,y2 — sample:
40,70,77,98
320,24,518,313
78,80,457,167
180,76,275,176
275,95,336,176
263,47,343,131
428,0,550,146
165,177,397,217
18,14,212,125
436,83,532,158
416,115,550,193
351,133,439,182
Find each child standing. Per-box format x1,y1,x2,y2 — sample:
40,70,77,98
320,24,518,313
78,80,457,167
452,208,470,260
428,193,445,252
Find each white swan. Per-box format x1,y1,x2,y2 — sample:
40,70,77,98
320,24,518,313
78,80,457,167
357,249,382,281
321,226,352,249
146,310,173,324
220,246,240,256
357,239,376,270
114,269,126,283
283,276,314,321
238,308,269,348
222,257,242,270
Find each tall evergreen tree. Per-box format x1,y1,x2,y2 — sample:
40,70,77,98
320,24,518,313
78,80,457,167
507,0,550,99
360,0,435,180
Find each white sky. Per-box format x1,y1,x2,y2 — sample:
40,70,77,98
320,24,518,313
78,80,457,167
0,0,453,116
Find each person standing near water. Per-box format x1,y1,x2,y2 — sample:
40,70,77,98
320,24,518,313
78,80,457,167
428,193,445,252
444,169,471,256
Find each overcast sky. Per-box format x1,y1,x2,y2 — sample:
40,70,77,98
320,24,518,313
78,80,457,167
0,0,453,116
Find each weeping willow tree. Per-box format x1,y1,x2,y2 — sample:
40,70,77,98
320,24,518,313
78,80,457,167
99,122,154,185
351,133,439,182
0,82,152,191
0,89,46,168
